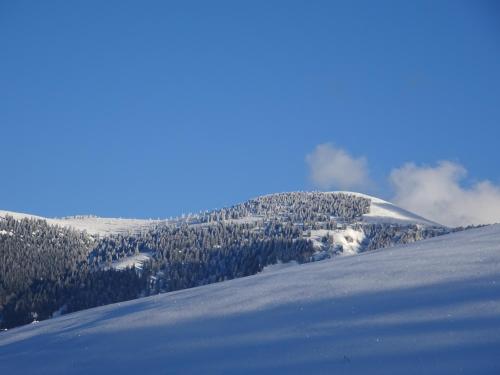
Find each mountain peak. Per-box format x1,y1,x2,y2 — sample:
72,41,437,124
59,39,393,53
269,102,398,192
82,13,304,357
332,191,440,226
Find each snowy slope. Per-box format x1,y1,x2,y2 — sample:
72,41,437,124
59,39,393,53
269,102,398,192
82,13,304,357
334,191,440,226
1,225,499,374
0,210,164,236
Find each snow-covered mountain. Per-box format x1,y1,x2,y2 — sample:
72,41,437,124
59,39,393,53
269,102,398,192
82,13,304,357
0,191,441,236
1,192,453,330
1,224,499,374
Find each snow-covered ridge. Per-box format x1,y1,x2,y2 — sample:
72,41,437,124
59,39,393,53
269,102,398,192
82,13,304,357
1,224,498,374
0,210,165,236
333,191,441,226
0,191,441,236
251,191,440,226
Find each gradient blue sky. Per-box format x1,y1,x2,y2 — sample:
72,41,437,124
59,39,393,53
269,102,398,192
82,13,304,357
1,1,499,218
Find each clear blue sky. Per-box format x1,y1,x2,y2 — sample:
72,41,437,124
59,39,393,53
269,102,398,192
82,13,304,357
1,1,499,218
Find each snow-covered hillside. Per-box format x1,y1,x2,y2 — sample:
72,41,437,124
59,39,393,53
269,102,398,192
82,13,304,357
334,191,440,226
0,210,164,236
1,224,499,374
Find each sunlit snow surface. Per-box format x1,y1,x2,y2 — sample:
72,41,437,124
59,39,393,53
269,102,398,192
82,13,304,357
0,210,163,236
1,225,499,374
309,228,365,255
333,191,441,226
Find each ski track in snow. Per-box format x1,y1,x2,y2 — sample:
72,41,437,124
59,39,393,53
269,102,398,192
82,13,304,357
1,225,499,374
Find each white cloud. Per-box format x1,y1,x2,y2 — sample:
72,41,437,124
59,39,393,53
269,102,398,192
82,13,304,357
390,161,500,227
306,143,370,190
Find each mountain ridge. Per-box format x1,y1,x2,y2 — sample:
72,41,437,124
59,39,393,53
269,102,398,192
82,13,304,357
0,191,442,236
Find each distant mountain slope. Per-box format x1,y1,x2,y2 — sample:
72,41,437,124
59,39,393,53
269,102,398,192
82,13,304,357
0,191,441,236
0,210,164,236
1,225,499,375
334,191,441,226
1,192,450,330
